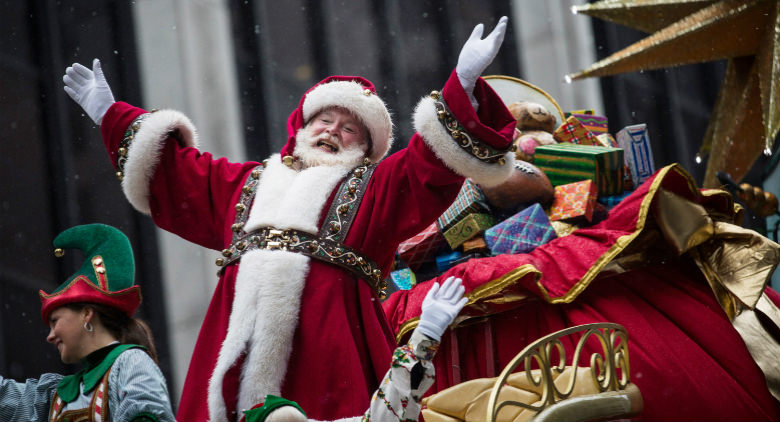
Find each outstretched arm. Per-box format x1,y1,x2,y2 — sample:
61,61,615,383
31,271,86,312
456,16,508,112
62,60,256,250
359,277,467,421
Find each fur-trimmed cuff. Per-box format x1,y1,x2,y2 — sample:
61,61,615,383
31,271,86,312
413,96,514,188
121,109,199,214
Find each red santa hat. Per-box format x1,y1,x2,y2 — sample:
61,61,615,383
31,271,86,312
282,76,393,163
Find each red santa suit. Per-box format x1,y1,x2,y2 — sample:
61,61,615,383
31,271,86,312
99,70,516,421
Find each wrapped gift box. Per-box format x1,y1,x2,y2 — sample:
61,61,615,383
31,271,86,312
435,250,463,273
390,268,417,291
485,203,558,255
397,222,447,271
549,180,598,222
598,190,634,210
461,236,488,253
616,124,655,188
553,115,598,145
595,133,618,148
571,113,608,135
564,109,594,118
443,213,496,250
437,179,490,232
534,143,624,196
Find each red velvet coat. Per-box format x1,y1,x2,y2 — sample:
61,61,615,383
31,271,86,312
100,70,515,421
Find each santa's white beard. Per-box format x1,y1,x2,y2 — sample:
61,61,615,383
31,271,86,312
294,125,367,168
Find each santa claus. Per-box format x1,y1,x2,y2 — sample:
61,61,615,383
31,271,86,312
63,16,516,422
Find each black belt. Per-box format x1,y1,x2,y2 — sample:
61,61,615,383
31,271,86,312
218,226,384,296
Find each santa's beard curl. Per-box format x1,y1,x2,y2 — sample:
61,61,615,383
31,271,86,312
294,125,367,168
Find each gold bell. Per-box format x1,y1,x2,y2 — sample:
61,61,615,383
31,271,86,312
215,257,225,267
235,203,246,212
116,171,124,181
429,90,441,100
131,121,141,131
118,147,127,157
282,155,295,167
497,157,506,166
251,169,261,179
54,248,65,258
363,88,372,96
221,249,233,257
363,157,371,166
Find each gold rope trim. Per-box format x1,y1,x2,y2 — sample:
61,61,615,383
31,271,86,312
395,264,541,344
536,164,711,304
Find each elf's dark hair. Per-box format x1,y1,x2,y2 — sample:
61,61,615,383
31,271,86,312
65,302,159,364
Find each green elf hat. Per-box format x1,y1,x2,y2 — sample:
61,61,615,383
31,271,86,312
39,224,142,323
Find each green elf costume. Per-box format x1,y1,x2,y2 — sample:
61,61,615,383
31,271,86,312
0,224,174,422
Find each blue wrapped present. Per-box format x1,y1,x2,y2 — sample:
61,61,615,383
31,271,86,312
435,250,463,273
484,203,557,255
390,268,417,290
597,190,634,210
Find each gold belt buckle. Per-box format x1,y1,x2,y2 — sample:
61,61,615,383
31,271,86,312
264,228,290,250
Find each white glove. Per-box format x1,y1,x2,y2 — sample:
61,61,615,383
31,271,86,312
63,58,115,125
456,16,508,111
417,276,468,341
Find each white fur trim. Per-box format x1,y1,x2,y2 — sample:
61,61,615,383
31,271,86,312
413,96,513,188
121,109,199,214
302,80,393,163
208,156,352,421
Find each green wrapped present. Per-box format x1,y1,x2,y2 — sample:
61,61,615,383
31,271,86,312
436,179,490,232
443,213,495,250
534,143,624,197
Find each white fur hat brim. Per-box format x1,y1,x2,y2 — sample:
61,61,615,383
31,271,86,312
302,80,393,162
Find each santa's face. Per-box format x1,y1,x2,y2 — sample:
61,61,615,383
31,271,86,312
295,107,369,168
307,108,368,153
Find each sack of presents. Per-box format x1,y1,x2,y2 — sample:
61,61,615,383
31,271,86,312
388,76,656,292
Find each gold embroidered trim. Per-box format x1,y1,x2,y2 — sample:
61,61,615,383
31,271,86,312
117,113,151,181
429,90,514,165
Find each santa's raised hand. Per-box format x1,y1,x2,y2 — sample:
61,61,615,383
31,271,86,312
63,58,115,125
456,16,508,111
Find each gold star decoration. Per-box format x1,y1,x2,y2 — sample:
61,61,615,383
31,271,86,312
567,0,779,188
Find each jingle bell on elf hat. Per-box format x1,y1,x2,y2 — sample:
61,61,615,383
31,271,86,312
39,223,142,323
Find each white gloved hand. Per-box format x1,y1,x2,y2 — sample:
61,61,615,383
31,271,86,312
417,276,468,341
456,16,508,111
63,58,115,125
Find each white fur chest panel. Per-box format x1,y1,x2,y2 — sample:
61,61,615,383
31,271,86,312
245,154,353,233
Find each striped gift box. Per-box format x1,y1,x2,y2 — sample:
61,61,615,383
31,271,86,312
397,222,447,271
553,115,597,145
571,113,609,135
485,203,557,255
442,213,496,250
436,179,490,232
534,143,624,197
549,179,598,222
564,109,594,118
616,124,655,188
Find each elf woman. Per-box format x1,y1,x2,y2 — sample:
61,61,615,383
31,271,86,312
0,223,174,421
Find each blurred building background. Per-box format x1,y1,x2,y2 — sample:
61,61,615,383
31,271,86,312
1,0,777,411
